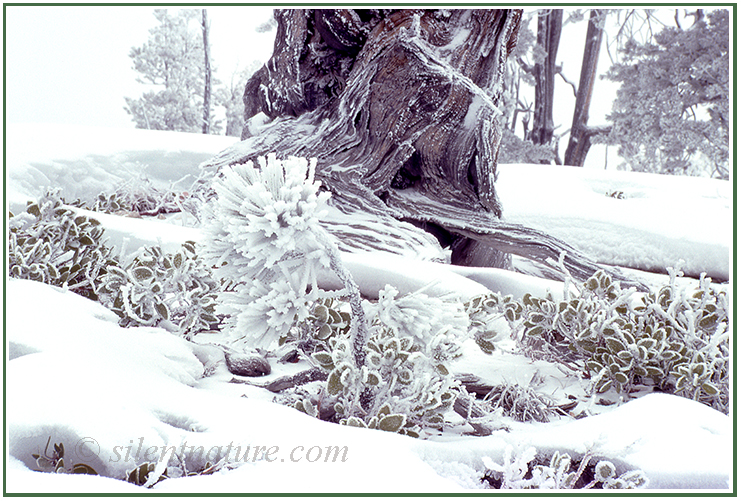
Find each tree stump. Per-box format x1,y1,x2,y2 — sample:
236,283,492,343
200,8,642,287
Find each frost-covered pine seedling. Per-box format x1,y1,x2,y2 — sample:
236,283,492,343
371,285,469,362
303,285,467,436
203,154,364,349
8,189,116,300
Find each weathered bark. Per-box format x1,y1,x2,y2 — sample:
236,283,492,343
531,9,563,149
223,9,521,261
201,8,642,287
564,10,605,166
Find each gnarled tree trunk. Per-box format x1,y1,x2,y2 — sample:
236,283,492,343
201,8,642,287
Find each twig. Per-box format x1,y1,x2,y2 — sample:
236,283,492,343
229,367,327,392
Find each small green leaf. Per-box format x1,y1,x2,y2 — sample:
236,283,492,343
645,365,663,377
426,414,444,425
314,324,333,340
637,338,657,351
596,379,612,393
594,460,616,481
183,241,196,254
586,277,599,291
529,313,546,324
617,350,632,361
378,414,406,433
702,382,719,395
605,337,626,353
586,360,604,373
327,370,343,395
154,301,169,320
378,403,392,417
398,369,413,384
476,338,495,354
366,371,380,386
132,267,154,282
302,398,317,417
344,416,367,428
526,325,544,337
698,313,719,330
314,304,329,323
313,351,333,367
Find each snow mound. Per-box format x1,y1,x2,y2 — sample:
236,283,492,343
497,163,731,280
6,123,237,211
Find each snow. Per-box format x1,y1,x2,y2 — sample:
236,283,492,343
66,206,203,256
6,123,238,212
4,124,733,493
497,163,731,281
6,278,733,492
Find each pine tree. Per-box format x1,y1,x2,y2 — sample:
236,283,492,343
601,9,729,178
124,9,221,133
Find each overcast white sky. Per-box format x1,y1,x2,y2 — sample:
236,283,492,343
5,6,275,128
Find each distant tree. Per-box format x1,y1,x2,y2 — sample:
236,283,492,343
499,10,557,164
563,9,608,167
530,9,563,150
600,9,729,178
201,9,212,134
124,9,221,134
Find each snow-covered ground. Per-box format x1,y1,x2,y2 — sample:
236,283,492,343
497,163,731,282
4,123,734,493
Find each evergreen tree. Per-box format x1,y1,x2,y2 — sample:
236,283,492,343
601,9,729,178
124,9,221,133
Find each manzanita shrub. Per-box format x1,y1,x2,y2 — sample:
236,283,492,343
8,190,116,300
470,268,729,413
99,242,219,338
90,177,202,222
10,190,220,340
31,437,98,476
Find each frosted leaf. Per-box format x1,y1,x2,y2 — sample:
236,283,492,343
594,460,616,482
378,414,405,433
